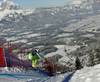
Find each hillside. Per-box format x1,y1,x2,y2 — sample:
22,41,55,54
1,64,100,82
0,0,100,73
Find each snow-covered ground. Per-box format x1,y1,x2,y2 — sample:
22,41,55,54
69,64,100,82
1,64,100,82
45,45,79,58
45,45,80,65
0,67,49,82
63,14,100,32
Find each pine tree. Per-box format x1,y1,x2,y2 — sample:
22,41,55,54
75,57,83,70
94,48,100,65
88,52,95,66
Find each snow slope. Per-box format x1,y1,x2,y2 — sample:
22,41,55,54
63,14,100,32
1,64,100,82
69,64,100,82
48,64,100,82
0,67,49,82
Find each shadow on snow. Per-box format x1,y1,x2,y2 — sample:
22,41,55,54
62,71,75,82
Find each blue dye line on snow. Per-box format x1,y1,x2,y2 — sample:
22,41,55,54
0,73,47,79
0,73,25,79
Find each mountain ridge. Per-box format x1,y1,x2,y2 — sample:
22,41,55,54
0,0,21,11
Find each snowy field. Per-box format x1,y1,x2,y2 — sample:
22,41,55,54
45,45,79,58
63,14,100,32
1,64,100,82
45,45,79,65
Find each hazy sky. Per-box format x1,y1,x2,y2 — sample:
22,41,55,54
0,0,75,9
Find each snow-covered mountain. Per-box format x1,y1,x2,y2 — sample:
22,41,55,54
0,0,100,28
0,0,100,72
64,0,100,10
0,0,21,11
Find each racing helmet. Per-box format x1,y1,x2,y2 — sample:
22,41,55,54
35,49,38,52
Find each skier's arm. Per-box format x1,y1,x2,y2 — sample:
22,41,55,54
26,54,29,60
26,53,32,60
36,52,44,61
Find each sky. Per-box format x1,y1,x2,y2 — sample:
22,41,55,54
0,0,75,9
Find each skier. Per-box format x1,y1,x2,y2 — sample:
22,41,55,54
27,49,44,67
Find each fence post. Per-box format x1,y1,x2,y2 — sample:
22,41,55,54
7,42,10,66
27,48,31,69
19,46,24,69
10,42,14,67
3,48,7,67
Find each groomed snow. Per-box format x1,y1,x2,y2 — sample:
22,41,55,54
69,64,100,82
0,67,49,82
1,64,100,82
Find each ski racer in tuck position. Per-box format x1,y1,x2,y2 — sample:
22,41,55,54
27,49,44,67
